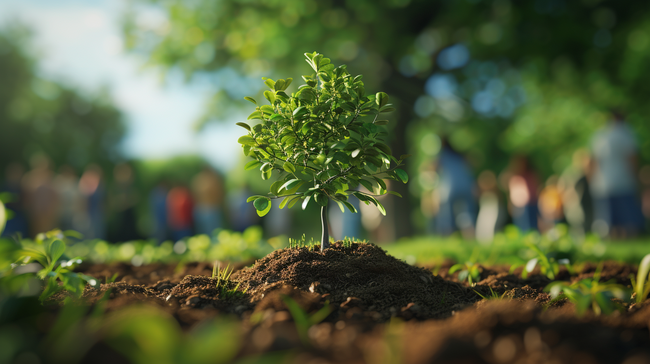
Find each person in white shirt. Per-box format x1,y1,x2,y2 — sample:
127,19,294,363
590,111,645,238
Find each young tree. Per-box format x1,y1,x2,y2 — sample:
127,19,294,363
237,52,408,251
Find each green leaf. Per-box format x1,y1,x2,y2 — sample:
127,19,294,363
342,201,358,213
274,79,286,91
283,162,296,173
376,92,388,107
280,179,301,191
253,198,271,217
48,239,66,264
395,168,409,183
374,120,389,125
264,90,276,103
244,96,257,105
375,199,386,216
334,199,345,213
279,195,300,209
288,196,302,208
270,181,283,195
302,195,311,210
359,179,374,192
244,160,262,171
293,106,308,117
314,193,328,206
236,122,251,131
387,191,403,198
263,78,275,89
351,149,361,158
238,135,256,146
247,111,263,120
262,169,272,180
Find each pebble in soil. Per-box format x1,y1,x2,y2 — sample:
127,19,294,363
232,242,479,321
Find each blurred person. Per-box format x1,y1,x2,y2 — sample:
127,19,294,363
504,155,540,232
149,181,169,243
191,167,225,236
78,164,106,240
538,175,565,232
1,162,28,237
109,163,140,242
561,149,594,236
434,139,477,238
228,184,259,232
590,111,644,238
475,170,507,243
167,184,194,240
53,165,82,232
22,155,60,237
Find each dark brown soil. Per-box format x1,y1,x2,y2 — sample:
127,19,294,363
66,242,650,363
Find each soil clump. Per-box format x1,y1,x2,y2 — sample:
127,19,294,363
233,242,477,321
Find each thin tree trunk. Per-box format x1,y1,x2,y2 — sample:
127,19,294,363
320,204,330,251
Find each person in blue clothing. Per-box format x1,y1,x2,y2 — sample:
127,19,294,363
434,139,477,237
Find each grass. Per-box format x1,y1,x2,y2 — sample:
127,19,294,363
385,233,650,266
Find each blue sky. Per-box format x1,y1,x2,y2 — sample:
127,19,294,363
0,0,243,171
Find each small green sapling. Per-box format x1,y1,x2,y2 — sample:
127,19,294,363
237,52,408,251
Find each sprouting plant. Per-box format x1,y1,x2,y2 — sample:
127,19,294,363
288,234,320,249
281,294,331,345
512,243,573,280
237,52,409,252
106,273,119,284
474,287,509,300
545,264,630,316
15,229,98,302
630,253,650,304
448,261,481,284
212,262,247,299
341,236,367,248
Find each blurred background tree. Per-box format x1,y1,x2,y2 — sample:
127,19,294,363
124,0,650,236
0,26,125,176
122,0,650,236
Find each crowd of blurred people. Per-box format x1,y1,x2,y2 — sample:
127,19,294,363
0,159,262,242
2,112,648,243
422,112,648,241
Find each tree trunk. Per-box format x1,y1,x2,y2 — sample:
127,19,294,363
320,204,330,251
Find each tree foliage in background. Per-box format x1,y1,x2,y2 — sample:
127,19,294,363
0,26,125,176
124,0,650,234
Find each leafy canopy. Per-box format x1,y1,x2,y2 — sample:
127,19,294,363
237,52,408,217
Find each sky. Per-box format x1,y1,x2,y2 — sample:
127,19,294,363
0,0,243,171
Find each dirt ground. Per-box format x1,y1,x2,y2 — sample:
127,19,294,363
70,242,650,364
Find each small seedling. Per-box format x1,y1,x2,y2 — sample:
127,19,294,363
341,237,367,248
630,253,650,304
474,286,509,300
288,234,320,250
545,264,630,316
238,52,409,252
15,229,98,302
212,262,247,299
281,294,331,345
511,243,573,280
449,261,481,285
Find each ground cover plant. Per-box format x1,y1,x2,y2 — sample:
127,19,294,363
237,52,408,251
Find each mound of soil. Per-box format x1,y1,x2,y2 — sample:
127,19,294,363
233,242,478,321
53,242,650,363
